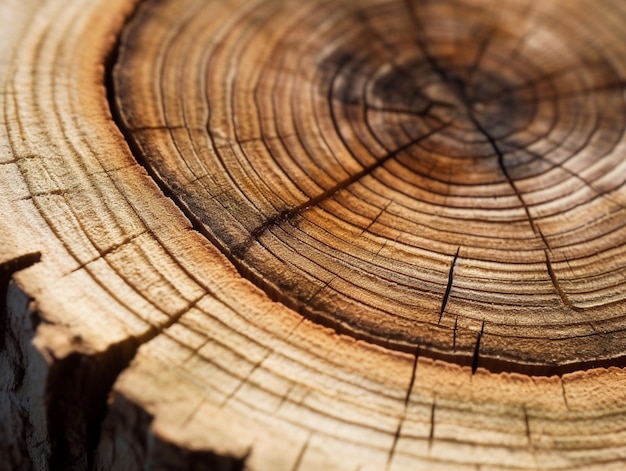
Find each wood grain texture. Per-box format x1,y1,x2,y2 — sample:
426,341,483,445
1,0,626,470
114,0,626,373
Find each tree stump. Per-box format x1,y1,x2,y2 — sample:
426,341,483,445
2,0,626,469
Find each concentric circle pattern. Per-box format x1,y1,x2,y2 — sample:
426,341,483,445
115,0,626,373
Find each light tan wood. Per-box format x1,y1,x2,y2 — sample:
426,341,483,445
2,0,626,470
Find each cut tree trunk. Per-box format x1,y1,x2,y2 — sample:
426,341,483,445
2,0,626,469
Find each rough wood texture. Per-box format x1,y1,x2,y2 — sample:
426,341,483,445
2,0,626,470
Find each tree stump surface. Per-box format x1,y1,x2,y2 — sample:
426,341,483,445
2,0,626,470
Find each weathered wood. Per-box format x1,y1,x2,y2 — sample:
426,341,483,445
2,0,626,470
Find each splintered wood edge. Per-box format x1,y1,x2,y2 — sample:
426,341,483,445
1,0,626,470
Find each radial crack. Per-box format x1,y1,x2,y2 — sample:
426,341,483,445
405,0,452,84
360,200,392,236
428,397,436,450
468,111,541,234
406,0,542,237
439,247,460,323
291,437,310,471
472,321,485,374
452,316,458,351
506,140,626,216
545,250,581,312
388,345,419,469
561,380,570,410
523,407,532,447
387,419,403,469
248,123,450,242
0,251,41,278
405,345,420,406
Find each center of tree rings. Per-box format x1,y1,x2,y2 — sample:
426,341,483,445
114,0,626,374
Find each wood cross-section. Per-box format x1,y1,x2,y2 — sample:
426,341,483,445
2,0,626,470
116,0,626,373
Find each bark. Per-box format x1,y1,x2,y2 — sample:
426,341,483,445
2,0,626,469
